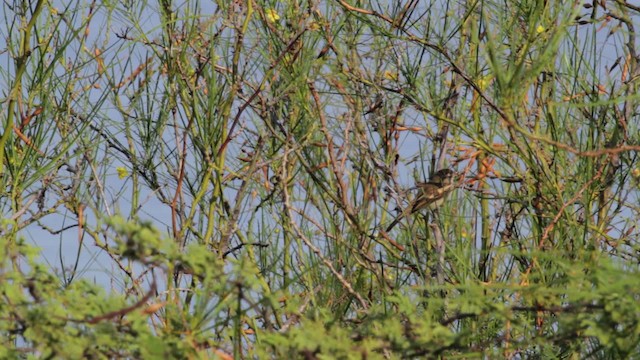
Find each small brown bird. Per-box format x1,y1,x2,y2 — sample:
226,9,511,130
385,169,455,232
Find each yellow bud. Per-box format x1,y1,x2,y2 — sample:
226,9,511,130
266,9,280,23
116,167,129,179
383,70,398,81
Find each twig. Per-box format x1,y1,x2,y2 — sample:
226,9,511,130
281,146,369,310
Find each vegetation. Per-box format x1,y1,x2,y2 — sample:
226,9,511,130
1,0,639,358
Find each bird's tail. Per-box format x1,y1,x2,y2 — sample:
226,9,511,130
385,214,404,232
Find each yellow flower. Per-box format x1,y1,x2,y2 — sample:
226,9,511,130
477,75,493,91
116,167,129,179
383,70,398,81
308,21,321,31
266,9,280,23
536,25,545,34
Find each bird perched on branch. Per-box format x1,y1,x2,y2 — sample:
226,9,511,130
385,169,455,232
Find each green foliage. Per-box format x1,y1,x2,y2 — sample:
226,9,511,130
0,239,145,357
253,259,640,358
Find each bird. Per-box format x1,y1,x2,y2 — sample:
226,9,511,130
385,169,455,232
